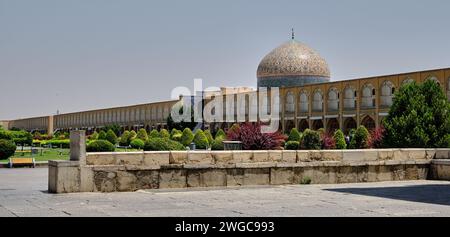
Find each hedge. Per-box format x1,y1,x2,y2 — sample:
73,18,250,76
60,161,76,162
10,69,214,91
87,140,115,152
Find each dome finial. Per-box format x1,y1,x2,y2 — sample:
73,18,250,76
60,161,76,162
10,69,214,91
291,28,295,40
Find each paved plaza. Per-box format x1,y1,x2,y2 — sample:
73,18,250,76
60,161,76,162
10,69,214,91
1,168,450,217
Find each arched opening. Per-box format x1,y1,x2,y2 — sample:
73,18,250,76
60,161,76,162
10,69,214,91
298,120,309,132
312,120,324,130
343,86,356,110
285,92,295,114
402,77,414,86
327,88,339,111
361,84,375,108
361,116,376,132
327,118,339,134
426,75,440,86
299,91,309,113
145,125,150,132
343,118,357,134
285,120,295,133
380,81,395,108
312,90,323,112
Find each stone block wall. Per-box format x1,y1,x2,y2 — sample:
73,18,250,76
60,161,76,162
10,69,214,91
49,148,450,193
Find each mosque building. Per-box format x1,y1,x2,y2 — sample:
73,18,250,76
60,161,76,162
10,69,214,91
2,33,450,135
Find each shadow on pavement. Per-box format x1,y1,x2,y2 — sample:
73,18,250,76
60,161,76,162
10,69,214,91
325,184,450,206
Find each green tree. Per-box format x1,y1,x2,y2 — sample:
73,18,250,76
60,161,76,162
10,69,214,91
287,128,301,142
119,131,131,146
136,128,148,141
301,129,321,150
383,80,450,148
349,126,370,149
105,129,118,145
215,129,226,139
104,124,121,136
160,129,170,139
90,131,99,140
0,139,16,160
333,129,347,149
130,138,145,149
204,130,214,144
181,128,194,146
149,130,160,138
129,130,137,141
98,130,107,140
193,130,209,149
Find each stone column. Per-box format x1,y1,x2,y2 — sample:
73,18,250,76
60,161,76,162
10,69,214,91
70,130,86,165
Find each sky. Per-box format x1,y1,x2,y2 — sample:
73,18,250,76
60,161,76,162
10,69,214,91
1,0,450,120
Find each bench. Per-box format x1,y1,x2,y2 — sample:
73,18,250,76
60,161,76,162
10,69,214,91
9,158,35,168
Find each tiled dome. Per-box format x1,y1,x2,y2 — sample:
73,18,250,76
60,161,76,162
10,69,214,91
257,40,330,87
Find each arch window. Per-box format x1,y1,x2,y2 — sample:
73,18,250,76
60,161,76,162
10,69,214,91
327,88,339,111
361,84,375,108
312,89,323,112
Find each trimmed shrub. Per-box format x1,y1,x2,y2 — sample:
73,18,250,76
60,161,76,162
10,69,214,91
130,138,145,149
119,131,131,146
228,122,286,150
181,128,194,146
170,129,182,142
0,139,16,160
44,139,70,149
98,131,107,140
301,129,321,150
144,138,185,151
211,137,224,150
333,129,347,149
193,130,209,149
87,140,115,152
129,130,137,140
215,129,226,139
160,129,170,139
321,133,336,150
285,141,300,150
287,128,301,142
149,130,160,139
204,130,214,144
349,126,370,149
106,129,118,145
0,129,12,140
90,131,99,140
136,128,148,141
226,124,241,141
369,126,385,148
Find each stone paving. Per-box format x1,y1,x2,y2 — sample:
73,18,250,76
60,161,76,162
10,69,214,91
1,168,450,216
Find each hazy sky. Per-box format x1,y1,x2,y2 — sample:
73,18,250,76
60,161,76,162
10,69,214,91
1,0,450,120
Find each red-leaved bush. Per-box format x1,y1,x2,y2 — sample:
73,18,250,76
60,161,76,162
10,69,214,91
369,126,385,148
226,122,286,150
321,133,336,150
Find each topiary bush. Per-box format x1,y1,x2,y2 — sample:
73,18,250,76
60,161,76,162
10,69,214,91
106,129,118,145
160,129,170,139
321,133,336,150
90,131,99,140
149,130,160,139
285,141,300,150
204,130,214,144
349,126,370,149
144,138,185,151
226,124,241,141
170,129,182,142
287,128,301,142
211,137,224,150
98,131,107,140
193,130,209,149
136,128,148,141
181,128,194,146
129,130,137,140
301,129,321,150
369,126,385,148
86,140,115,152
215,129,226,140
0,139,16,160
130,138,145,149
119,131,131,146
333,129,347,149
227,122,286,150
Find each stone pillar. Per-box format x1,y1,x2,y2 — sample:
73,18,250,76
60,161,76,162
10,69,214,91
70,130,86,165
